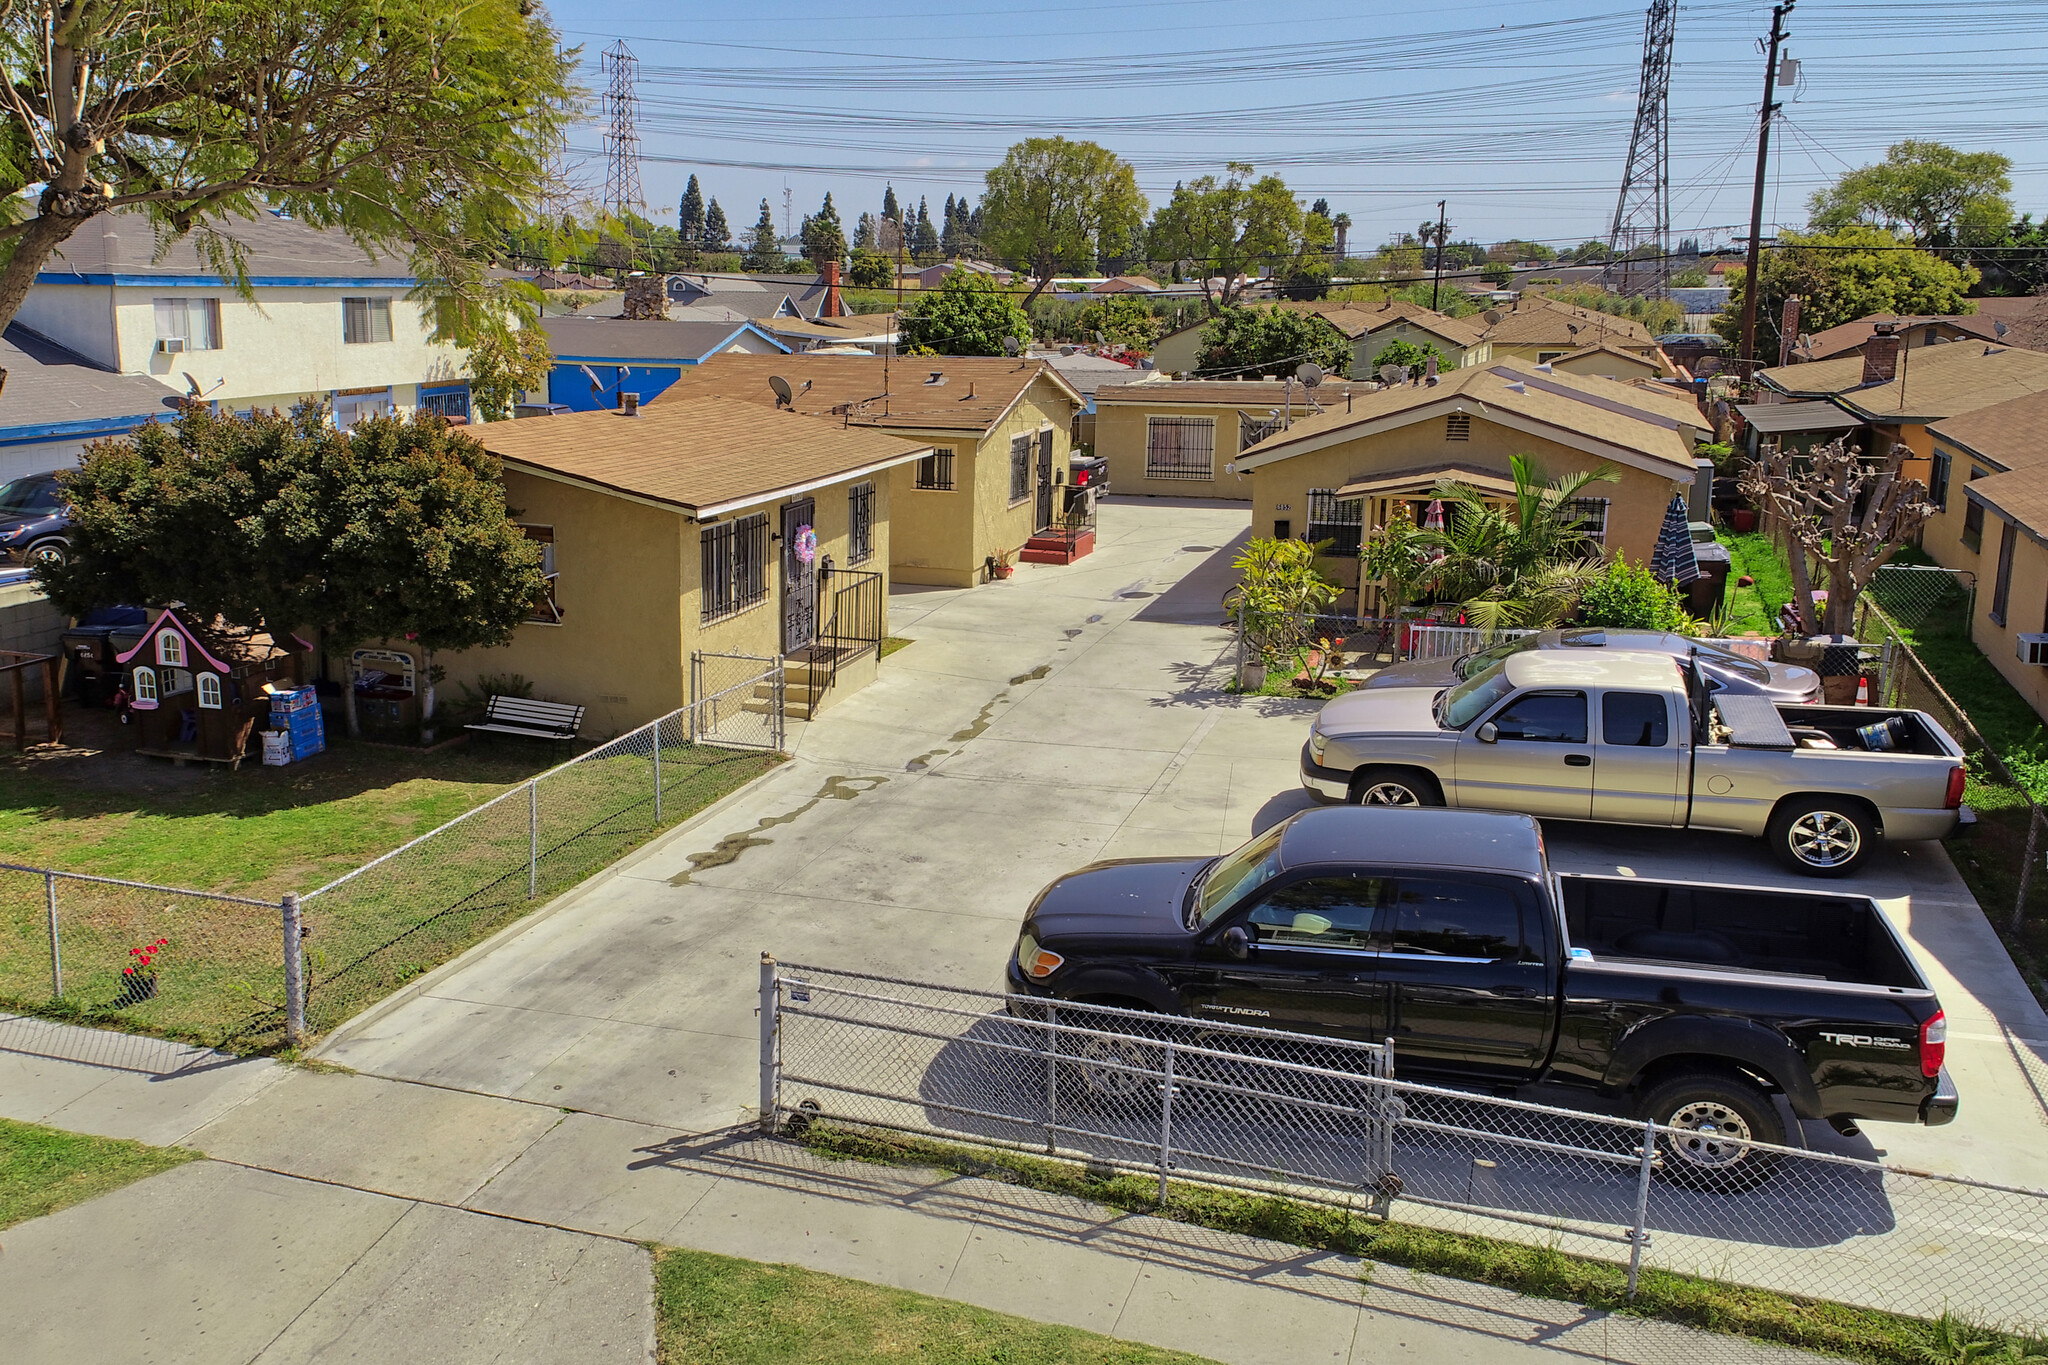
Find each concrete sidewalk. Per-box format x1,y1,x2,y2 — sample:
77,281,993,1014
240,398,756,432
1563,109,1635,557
0,1017,1819,1364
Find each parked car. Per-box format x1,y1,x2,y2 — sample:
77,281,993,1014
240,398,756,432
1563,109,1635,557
1302,649,1966,875
1005,806,1956,1185
1365,628,1821,704
0,471,70,566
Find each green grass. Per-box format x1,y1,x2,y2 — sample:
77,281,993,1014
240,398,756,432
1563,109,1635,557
653,1245,1219,1365
797,1123,2047,1365
1228,670,1357,700
878,636,915,660
0,1117,198,1230
1718,529,1797,636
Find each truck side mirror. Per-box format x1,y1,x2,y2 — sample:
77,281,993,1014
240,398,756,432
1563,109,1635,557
1476,721,1499,744
1222,925,1251,960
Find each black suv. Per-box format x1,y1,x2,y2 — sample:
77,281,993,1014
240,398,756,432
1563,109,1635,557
0,472,71,567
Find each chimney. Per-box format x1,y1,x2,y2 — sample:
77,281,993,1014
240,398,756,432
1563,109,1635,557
621,392,639,417
1777,295,1801,368
821,260,843,318
1863,323,1902,385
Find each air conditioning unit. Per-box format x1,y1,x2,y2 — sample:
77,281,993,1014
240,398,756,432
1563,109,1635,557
2018,634,2048,666
156,337,186,354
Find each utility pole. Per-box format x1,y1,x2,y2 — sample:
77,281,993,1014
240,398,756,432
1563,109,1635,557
1430,200,1448,311
1738,1,1794,375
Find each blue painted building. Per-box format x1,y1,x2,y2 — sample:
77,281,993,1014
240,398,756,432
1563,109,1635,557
538,317,789,413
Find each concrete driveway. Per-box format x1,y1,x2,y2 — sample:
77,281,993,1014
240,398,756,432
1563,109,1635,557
318,496,2048,1194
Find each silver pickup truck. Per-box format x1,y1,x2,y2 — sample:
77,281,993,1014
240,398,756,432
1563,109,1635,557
1300,649,1968,875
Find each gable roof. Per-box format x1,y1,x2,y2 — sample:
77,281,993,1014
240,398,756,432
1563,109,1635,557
0,324,174,443
38,209,412,285
751,314,898,344
1547,341,1665,370
1233,360,1701,478
538,316,788,363
647,353,1083,435
472,397,930,519
1095,378,1303,407
1760,341,2048,421
1798,313,2007,362
1479,296,1658,350
114,606,303,671
1268,299,1486,348
1927,389,2048,472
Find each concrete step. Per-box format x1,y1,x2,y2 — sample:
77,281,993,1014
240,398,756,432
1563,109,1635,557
742,697,813,720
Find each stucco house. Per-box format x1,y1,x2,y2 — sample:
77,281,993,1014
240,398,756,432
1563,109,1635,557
1477,297,1663,367
651,353,1087,587
1545,342,1670,381
1790,312,2010,364
17,208,473,430
1093,379,1304,501
1233,362,1706,618
1150,300,1490,379
439,398,930,733
536,316,788,412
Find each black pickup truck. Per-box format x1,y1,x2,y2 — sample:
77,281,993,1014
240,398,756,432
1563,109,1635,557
1005,807,1956,1181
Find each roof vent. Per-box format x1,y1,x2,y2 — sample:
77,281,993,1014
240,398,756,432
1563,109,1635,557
925,371,947,386
620,392,640,417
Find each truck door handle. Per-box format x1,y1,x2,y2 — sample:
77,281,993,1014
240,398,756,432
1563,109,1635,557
1564,754,1591,767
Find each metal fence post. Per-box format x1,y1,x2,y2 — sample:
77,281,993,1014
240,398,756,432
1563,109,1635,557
45,871,61,998
282,892,305,1047
653,716,664,825
1044,1003,1060,1154
527,780,539,899
759,952,780,1133
1157,1041,1177,1206
1626,1117,1656,1300
2016,808,2041,934
772,664,786,751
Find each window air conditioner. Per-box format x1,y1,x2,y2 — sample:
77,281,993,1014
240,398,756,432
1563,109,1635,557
157,337,186,354
2018,634,2048,666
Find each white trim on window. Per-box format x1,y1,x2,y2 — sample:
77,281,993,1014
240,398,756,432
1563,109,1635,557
157,630,185,666
196,672,223,709
132,666,157,702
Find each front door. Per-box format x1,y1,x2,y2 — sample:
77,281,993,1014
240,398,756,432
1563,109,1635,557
1452,688,1594,819
1190,874,1387,1042
1034,429,1055,531
781,498,816,655
1372,872,1554,1080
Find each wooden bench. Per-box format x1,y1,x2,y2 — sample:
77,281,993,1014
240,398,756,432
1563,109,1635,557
465,695,584,741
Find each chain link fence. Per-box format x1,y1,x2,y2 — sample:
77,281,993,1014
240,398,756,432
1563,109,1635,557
761,959,2048,1335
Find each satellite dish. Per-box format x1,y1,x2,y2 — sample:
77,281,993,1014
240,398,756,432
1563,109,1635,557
1378,363,1408,385
1996,320,2011,339
1002,336,1020,356
1295,362,1325,387
1094,331,1108,345
1567,323,1582,337
1483,309,1504,326
1798,333,1813,349
768,375,794,408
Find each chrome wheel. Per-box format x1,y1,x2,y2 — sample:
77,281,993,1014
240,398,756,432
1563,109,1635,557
1357,780,1421,807
1664,1098,1757,1172
1788,810,1861,868
26,540,66,567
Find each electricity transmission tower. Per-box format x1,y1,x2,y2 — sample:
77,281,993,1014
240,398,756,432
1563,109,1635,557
601,42,644,219
1604,0,1674,296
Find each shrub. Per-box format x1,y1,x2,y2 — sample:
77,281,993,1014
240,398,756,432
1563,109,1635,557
1577,558,1697,633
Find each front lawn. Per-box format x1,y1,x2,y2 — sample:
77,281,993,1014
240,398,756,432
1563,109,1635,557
0,1117,198,1230
653,1246,1219,1365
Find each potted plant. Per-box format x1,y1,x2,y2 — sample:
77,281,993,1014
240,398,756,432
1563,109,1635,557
115,937,168,1007
990,547,1016,581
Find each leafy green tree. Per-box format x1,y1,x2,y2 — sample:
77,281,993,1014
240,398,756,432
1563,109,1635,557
848,249,894,289
0,0,576,346
1809,140,2014,247
39,407,544,736
802,192,847,271
1370,338,1447,376
899,270,1032,356
1567,240,1611,263
1577,559,1697,632
910,197,941,264
466,327,554,422
1423,454,1620,631
1278,205,1336,300
1148,163,1303,312
743,199,783,272
1669,268,1710,288
1075,296,1159,349
882,184,901,224
1223,536,1341,671
679,176,705,243
1711,226,1979,360
704,199,730,251
1194,306,1349,377
1973,213,2048,296
1487,239,1558,264
980,137,1147,306
1479,261,1515,287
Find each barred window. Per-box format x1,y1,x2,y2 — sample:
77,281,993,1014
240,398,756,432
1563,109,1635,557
700,512,770,623
1009,433,1032,504
914,449,954,490
521,525,562,623
1564,497,1609,544
1445,412,1471,441
848,481,876,565
1146,416,1216,480
1306,489,1365,555
342,296,394,344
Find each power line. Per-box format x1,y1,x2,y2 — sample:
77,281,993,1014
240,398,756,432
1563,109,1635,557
1605,0,1676,296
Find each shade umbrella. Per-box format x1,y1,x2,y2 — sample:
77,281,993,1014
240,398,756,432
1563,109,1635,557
1650,493,1700,586
1421,498,1447,563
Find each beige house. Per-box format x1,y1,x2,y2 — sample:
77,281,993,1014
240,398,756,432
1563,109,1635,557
1793,312,2009,364
1233,362,1705,617
1477,296,1663,366
1150,300,1488,379
1546,342,1669,381
653,353,1086,587
1094,379,1310,501
429,398,929,733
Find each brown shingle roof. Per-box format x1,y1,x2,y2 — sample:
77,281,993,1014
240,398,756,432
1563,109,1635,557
1481,296,1657,349
472,397,929,517
1965,468,2048,545
1095,378,1302,406
1798,313,2006,361
1927,389,2048,471
645,352,1081,433
1548,341,1666,369
1267,299,1485,347
1761,342,2048,420
1234,360,1700,474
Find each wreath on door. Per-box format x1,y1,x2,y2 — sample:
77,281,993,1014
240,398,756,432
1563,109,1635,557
793,525,819,565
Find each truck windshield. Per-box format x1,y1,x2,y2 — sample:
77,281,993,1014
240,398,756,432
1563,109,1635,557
1441,658,1516,729
1191,826,1286,929
1454,637,1531,679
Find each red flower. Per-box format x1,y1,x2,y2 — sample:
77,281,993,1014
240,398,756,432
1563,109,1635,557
123,967,133,976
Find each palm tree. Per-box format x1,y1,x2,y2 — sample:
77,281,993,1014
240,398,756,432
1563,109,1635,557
1420,453,1620,632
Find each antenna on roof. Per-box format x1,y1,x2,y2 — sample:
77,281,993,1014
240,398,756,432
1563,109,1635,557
1377,363,1407,386
1295,362,1324,388
1483,309,1503,326
1002,336,1020,356
768,375,809,409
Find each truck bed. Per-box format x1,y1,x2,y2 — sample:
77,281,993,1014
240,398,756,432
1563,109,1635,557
1557,873,1926,988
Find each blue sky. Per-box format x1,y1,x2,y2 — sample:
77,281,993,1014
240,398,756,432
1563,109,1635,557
542,0,2048,254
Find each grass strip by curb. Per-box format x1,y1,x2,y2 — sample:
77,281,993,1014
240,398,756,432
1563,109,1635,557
878,636,915,660
796,1121,2045,1365
652,1244,1220,1365
0,1117,199,1230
